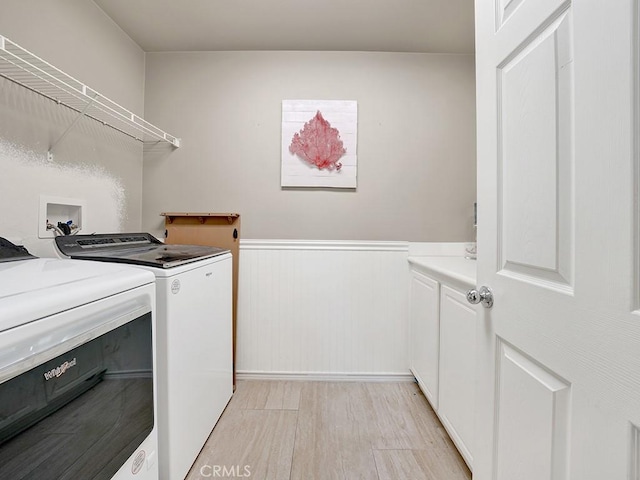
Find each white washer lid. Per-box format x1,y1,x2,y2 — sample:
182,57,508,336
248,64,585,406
0,258,155,332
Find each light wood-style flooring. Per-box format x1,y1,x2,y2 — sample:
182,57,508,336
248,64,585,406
186,380,471,480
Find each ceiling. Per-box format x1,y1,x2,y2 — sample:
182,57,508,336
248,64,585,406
93,0,475,54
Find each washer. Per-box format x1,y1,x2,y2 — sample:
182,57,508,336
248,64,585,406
0,243,158,480
55,233,233,480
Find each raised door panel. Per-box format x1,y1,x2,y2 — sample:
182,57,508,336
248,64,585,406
409,271,440,408
498,9,574,292
438,285,476,468
494,342,570,480
496,0,525,29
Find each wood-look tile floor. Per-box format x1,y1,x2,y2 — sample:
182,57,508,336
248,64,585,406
186,380,471,480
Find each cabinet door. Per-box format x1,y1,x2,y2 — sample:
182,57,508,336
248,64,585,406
438,284,476,469
409,271,440,408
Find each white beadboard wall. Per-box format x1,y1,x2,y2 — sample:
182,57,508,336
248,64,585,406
236,240,412,380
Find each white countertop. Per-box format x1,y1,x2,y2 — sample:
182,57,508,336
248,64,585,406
408,256,477,289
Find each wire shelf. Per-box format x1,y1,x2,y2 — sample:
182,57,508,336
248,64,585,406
0,35,180,148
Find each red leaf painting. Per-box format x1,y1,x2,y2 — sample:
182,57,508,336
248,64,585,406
289,111,346,171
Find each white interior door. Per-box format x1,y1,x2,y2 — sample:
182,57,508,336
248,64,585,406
474,0,640,479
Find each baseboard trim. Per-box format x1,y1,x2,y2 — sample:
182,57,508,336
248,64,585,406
236,371,416,382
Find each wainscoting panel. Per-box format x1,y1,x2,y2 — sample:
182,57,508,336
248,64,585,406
236,240,411,378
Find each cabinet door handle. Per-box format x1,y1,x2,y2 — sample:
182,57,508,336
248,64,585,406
466,286,493,308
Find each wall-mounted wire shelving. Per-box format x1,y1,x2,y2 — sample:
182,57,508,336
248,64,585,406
0,34,180,157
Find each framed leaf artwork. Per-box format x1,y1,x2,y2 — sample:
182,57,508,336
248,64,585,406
281,100,358,188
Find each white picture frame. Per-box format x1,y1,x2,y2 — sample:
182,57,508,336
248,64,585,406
281,100,358,188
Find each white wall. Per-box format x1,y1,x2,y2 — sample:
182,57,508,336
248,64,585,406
236,240,411,378
142,51,477,241
0,0,146,256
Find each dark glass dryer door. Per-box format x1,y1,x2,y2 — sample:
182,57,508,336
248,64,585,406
0,313,153,480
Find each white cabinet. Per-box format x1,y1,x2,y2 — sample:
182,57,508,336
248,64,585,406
408,257,477,470
409,271,440,408
438,284,476,468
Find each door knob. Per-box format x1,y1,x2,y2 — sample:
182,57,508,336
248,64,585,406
466,286,493,308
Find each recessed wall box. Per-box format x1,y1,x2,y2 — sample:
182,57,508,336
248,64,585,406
38,195,85,239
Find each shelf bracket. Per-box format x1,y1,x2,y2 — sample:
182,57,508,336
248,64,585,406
48,91,98,161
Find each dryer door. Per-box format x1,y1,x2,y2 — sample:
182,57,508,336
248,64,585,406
0,294,155,480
